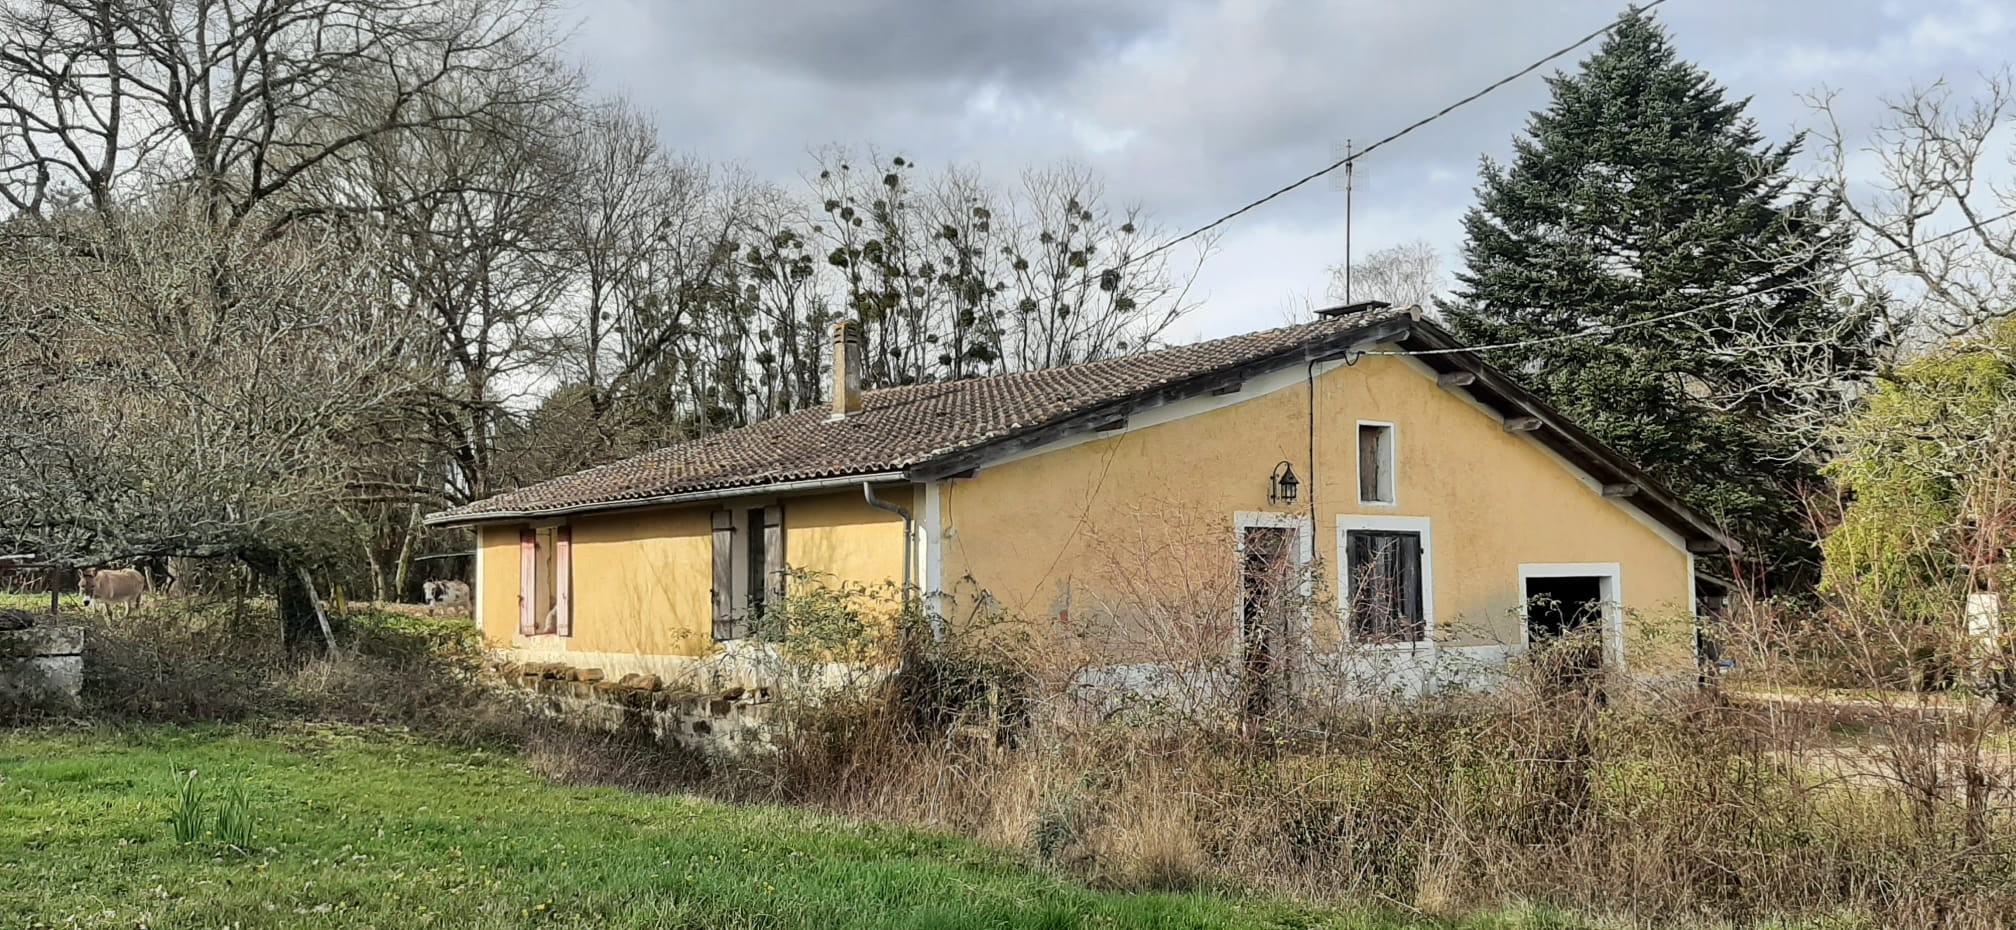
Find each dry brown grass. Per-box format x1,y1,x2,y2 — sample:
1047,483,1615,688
710,653,2016,930
637,564,2016,929
519,718,713,792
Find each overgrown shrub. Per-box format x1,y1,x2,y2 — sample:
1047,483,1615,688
714,589,2016,928
17,595,528,747
78,596,278,721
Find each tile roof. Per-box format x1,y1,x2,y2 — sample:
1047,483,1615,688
427,309,1407,523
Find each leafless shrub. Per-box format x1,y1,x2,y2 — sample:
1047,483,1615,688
24,593,528,748
520,719,711,794
681,517,2016,927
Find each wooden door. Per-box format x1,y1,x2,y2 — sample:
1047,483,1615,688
1241,526,1296,718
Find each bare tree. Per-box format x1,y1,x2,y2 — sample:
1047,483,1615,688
556,99,686,419
1814,74,2016,345
1327,239,1445,312
326,54,582,507
736,188,834,417
0,0,572,628
1001,163,1199,372
0,204,434,649
0,0,558,233
810,151,1203,386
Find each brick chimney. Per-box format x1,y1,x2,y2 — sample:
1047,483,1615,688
831,319,863,417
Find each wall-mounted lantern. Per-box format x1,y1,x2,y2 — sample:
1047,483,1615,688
1268,461,1300,506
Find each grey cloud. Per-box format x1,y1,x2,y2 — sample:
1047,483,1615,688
668,0,1168,87
563,0,2016,336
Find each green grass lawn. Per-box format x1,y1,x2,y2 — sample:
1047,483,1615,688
0,590,76,611
0,725,1496,930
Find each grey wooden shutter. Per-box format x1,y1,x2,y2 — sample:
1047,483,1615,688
711,510,735,640
1398,534,1424,641
762,505,786,607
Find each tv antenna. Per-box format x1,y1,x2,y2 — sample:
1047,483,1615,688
1330,140,1362,304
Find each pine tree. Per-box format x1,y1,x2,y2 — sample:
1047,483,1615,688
1445,9,1872,578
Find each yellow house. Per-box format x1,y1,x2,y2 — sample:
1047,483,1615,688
427,306,1735,695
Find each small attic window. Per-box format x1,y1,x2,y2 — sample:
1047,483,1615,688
1358,422,1395,505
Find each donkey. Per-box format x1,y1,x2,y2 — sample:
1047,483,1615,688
78,567,149,617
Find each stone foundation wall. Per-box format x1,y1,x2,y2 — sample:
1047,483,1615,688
489,661,778,753
496,640,882,694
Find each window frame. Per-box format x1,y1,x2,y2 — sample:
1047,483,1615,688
1336,514,1433,648
1356,420,1398,507
712,504,784,642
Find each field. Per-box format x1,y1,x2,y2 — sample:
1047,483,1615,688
0,724,1521,930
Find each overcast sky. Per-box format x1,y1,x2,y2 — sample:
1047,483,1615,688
559,0,2014,342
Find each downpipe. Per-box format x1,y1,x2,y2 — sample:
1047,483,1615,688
862,481,940,646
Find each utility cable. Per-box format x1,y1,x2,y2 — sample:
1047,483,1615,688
1137,0,1673,262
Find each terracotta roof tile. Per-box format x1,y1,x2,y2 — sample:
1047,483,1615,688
429,310,1405,523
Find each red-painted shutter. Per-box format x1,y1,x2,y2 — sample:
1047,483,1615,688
518,528,537,636
554,526,573,637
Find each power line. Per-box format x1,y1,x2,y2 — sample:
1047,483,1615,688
1139,0,1671,262
1371,205,2016,357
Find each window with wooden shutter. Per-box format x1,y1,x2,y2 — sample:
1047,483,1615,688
516,527,566,637
531,526,558,635
711,510,737,641
1344,530,1424,643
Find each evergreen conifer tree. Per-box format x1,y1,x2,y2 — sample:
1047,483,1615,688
1445,10,1873,577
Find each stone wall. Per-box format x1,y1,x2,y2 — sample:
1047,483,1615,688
489,661,777,753
0,623,84,709
494,639,884,696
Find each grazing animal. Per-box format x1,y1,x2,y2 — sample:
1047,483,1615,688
78,567,148,616
422,580,472,616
